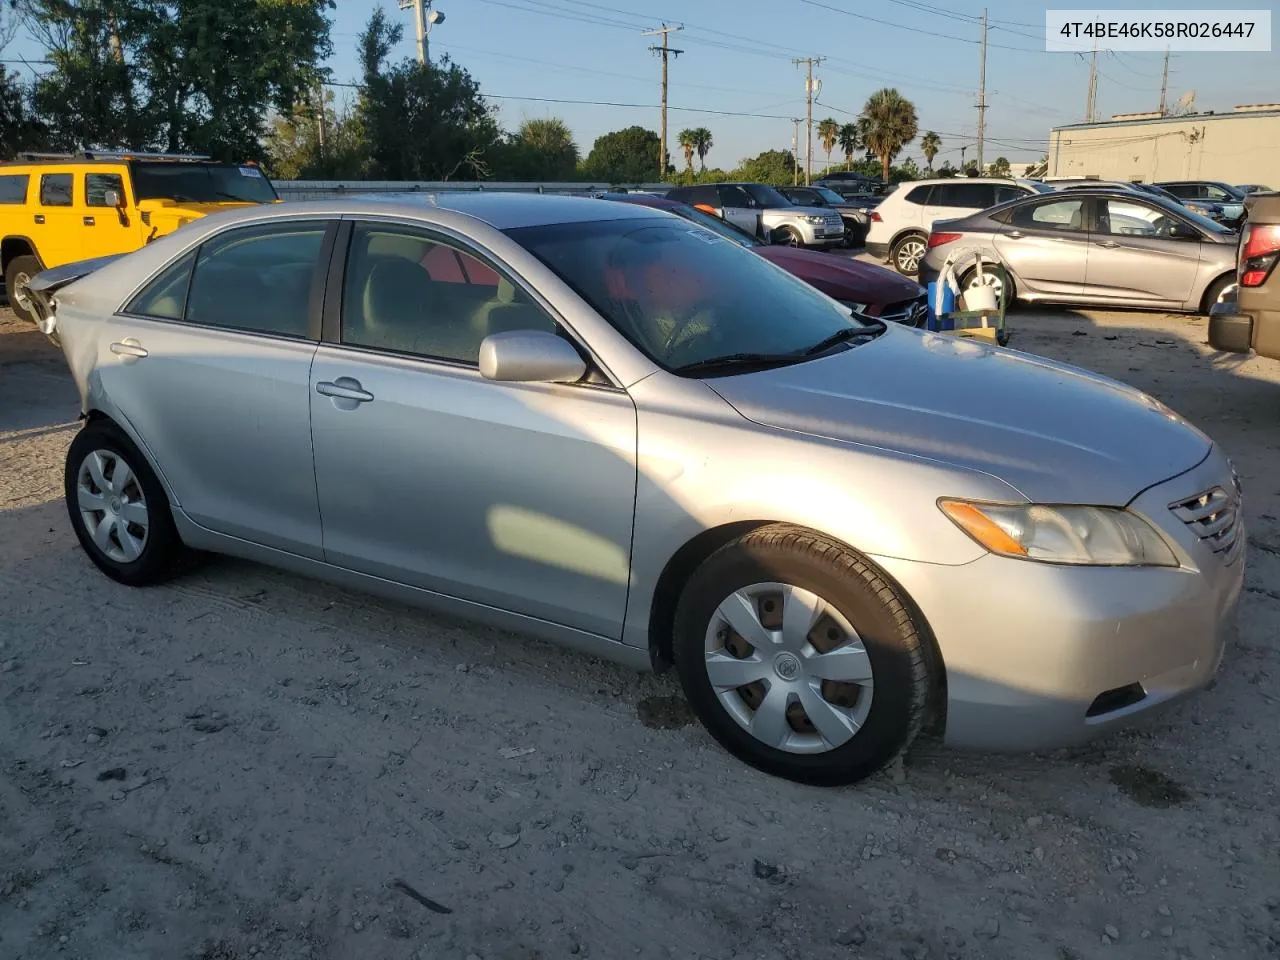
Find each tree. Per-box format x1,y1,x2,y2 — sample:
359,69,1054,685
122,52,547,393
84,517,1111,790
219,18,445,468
688,126,713,171
23,0,334,159
355,9,498,180
962,159,979,176
509,117,578,180
580,125,660,183
989,156,1011,177
0,66,48,159
837,122,860,170
677,128,696,175
856,87,919,183
817,117,838,173
735,148,795,186
920,130,941,172
264,91,366,180
936,160,957,178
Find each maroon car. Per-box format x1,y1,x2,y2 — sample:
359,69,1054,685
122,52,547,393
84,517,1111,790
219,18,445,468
601,192,928,326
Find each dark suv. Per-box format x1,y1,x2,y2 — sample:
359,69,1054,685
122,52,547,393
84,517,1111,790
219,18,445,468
1157,181,1247,228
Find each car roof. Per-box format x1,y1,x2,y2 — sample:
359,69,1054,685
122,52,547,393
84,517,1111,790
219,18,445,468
180,192,666,232
599,192,685,211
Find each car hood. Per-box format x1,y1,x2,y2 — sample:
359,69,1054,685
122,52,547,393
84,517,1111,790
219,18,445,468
707,326,1212,505
757,246,923,305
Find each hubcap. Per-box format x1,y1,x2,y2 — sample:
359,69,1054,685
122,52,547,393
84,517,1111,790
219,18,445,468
77,449,149,563
896,241,925,274
12,271,32,311
967,272,1003,301
703,582,875,755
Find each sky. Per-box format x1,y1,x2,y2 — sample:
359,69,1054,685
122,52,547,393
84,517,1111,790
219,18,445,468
6,1,1278,174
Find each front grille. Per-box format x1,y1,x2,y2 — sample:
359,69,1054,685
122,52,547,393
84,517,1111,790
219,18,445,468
1169,482,1244,563
824,214,844,231
880,293,929,327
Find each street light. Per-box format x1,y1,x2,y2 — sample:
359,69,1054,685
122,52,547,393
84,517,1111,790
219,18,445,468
397,0,445,65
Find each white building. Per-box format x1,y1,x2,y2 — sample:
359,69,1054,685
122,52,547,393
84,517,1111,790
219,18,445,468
1048,105,1280,185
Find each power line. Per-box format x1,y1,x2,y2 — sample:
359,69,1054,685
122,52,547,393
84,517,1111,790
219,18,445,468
793,0,1042,52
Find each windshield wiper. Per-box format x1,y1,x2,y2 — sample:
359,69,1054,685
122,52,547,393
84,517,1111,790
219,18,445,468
802,320,887,356
673,352,804,375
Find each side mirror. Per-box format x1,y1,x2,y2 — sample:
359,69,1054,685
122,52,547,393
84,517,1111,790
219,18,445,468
478,330,587,384
1169,221,1199,240
104,189,123,208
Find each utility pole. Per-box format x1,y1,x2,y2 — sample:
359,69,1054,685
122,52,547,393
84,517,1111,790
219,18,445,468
315,83,327,158
1158,48,1170,115
644,24,684,181
975,8,988,172
399,0,427,64
792,57,824,184
791,118,801,185
1085,38,1098,121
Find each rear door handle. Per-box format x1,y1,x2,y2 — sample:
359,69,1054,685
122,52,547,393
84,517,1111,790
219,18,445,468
1002,230,1024,239
316,378,374,403
83,215,96,226
33,214,45,225
109,339,148,358
1096,240,1120,248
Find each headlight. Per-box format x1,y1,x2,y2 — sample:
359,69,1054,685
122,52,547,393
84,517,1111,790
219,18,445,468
805,215,826,224
838,300,870,314
939,500,1178,567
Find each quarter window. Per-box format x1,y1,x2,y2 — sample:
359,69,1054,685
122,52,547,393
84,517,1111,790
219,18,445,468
904,185,933,205
40,174,73,206
340,223,557,365
185,221,327,338
1009,198,1085,231
0,174,29,204
125,252,196,321
85,173,125,207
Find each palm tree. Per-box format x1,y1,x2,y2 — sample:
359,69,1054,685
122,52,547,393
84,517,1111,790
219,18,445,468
856,88,919,183
817,118,839,174
837,123,860,170
677,128,697,175
690,127,713,170
920,130,941,172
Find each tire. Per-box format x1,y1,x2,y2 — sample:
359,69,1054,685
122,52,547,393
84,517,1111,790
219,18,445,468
890,233,927,276
672,524,932,786
1201,274,1234,315
64,420,192,586
4,254,41,325
775,227,802,248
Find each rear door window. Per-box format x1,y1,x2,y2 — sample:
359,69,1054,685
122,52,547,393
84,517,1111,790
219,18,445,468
1009,197,1086,232
0,174,29,204
39,173,73,206
719,185,753,208
935,183,997,208
689,185,719,206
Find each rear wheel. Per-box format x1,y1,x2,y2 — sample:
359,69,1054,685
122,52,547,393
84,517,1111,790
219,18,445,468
672,525,932,786
64,420,193,586
1201,274,1234,315
890,233,927,276
4,254,41,324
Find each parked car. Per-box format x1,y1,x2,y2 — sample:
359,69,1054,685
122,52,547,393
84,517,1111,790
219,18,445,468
33,194,1243,786
1236,184,1273,196
1208,192,1280,361
665,182,845,249
919,188,1238,313
778,185,872,246
1042,177,1229,223
866,177,1052,275
1157,181,1247,228
600,192,928,325
0,151,278,324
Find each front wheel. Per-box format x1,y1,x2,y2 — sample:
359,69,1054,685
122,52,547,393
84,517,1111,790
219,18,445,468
775,227,802,247
672,525,933,786
4,254,41,325
890,234,927,276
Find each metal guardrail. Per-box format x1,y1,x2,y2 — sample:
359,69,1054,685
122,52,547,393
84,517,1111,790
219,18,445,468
273,180,675,201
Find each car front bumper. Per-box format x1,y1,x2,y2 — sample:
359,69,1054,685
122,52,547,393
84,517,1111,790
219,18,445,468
873,448,1244,752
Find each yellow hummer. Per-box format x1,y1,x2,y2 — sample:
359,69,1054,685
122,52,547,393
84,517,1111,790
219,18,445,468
1,151,278,323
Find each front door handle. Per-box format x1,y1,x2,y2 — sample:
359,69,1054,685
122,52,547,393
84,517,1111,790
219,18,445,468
109,339,148,358
83,215,96,226
1096,240,1120,248
316,378,374,403
33,214,45,225
1002,230,1024,239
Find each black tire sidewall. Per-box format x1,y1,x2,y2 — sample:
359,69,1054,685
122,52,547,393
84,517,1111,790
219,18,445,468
64,421,182,586
673,535,925,785
5,255,40,324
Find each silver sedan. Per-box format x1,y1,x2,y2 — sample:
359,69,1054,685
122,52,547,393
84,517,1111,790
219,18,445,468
919,188,1239,313
34,194,1244,785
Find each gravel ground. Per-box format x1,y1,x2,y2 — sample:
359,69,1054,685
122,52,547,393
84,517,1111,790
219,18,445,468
2,302,1279,960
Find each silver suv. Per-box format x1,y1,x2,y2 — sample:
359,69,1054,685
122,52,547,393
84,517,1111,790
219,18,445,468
665,182,846,248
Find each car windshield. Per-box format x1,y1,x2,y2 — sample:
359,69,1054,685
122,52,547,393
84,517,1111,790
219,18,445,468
746,183,791,207
665,204,759,247
129,162,279,203
505,217,878,374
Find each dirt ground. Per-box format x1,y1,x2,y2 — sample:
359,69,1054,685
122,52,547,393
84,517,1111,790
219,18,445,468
2,300,1278,960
